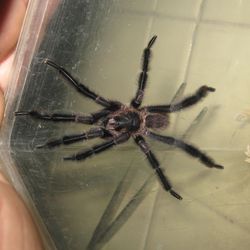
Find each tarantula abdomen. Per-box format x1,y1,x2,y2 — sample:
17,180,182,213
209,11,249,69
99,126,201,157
145,113,169,129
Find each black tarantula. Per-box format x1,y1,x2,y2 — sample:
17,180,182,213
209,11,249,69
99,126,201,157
15,36,223,200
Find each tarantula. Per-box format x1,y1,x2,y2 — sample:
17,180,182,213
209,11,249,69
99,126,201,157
15,36,223,200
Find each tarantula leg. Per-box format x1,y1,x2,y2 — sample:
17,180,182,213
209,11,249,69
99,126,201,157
64,133,130,161
36,127,111,149
15,109,111,124
144,85,215,113
131,35,157,108
147,131,224,169
134,135,182,200
44,59,120,109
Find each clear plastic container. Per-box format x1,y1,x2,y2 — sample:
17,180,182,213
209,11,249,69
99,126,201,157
1,0,250,250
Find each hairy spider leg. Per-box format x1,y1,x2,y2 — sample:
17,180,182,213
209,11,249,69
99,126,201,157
147,131,224,169
44,59,120,109
36,127,111,149
15,109,111,124
145,85,215,113
134,135,182,200
64,133,130,161
131,35,157,108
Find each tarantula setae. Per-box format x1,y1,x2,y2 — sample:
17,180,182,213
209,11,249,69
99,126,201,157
15,36,223,200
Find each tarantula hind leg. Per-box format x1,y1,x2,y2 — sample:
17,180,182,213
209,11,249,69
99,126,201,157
134,135,182,200
147,131,224,170
145,85,216,113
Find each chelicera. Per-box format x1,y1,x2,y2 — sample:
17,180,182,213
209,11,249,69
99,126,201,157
15,36,223,200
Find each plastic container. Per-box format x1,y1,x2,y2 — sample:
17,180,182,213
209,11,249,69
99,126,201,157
1,1,250,250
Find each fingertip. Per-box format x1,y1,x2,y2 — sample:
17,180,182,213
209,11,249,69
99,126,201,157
0,170,10,185
0,171,44,250
0,0,27,63
0,87,5,126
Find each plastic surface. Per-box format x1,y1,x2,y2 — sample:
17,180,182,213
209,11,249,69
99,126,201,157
1,0,250,250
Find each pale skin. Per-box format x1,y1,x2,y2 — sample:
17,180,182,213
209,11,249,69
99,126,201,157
0,1,44,249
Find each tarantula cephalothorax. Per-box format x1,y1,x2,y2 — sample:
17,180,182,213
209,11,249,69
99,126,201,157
15,36,223,200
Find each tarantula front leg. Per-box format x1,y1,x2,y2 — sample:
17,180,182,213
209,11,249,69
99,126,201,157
15,109,111,124
36,127,111,149
64,133,130,161
131,35,157,108
144,85,215,113
147,131,224,169
134,135,182,200
44,59,121,109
